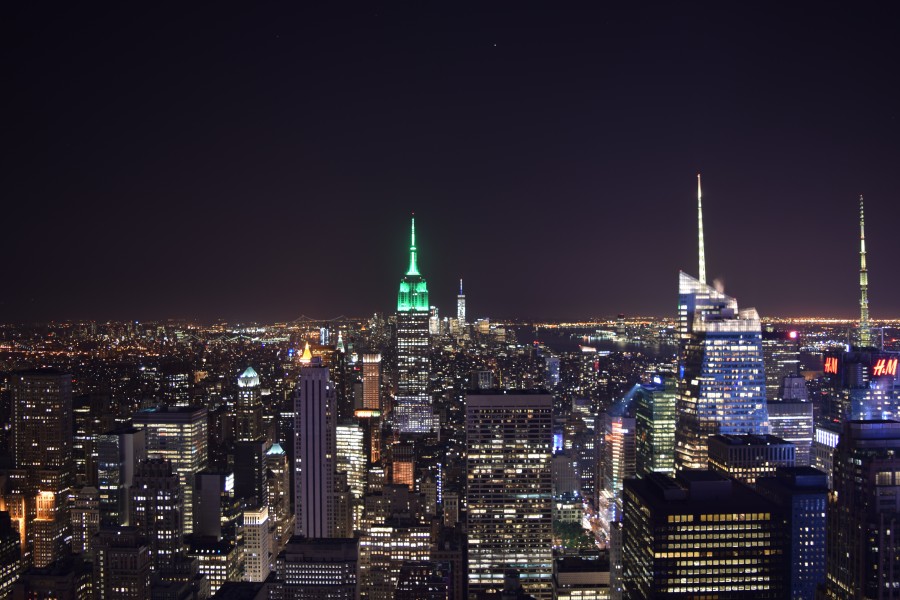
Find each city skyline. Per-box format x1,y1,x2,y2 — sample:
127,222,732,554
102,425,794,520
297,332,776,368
4,5,900,322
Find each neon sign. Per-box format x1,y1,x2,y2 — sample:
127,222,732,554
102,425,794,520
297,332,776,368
872,358,898,378
824,357,839,375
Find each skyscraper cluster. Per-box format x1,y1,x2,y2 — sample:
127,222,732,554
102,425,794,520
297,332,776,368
0,184,897,600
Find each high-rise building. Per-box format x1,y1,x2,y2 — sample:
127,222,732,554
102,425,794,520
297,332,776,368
272,537,359,600
767,374,814,466
632,377,677,477
756,467,827,600
675,271,769,470
336,422,366,501
762,328,801,401
12,370,73,473
858,195,871,348
457,278,466,330
69,487,99,558
597,413,636,538
361,354,382,411
466,391,553,599
823,420,900,598
242,506,270,583
93,527,152,600
0,513,22,600
193,470,240,541
233,439,268,508
11,369,74,569
707,434,795,485
133,405,208,535
395,216,434,433
294,358,337,538
265,443,293,553
621,470,787,599
674,178,768,471
236,367,263,442
130,458,184,572
96,426,146,527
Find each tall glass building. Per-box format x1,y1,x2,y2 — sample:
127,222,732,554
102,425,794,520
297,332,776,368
675,272,769,471
632,377,677,476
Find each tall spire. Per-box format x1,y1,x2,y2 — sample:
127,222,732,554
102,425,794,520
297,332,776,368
859,195,871,347
407,214,420,276
697,173,706,284
459,278,463,295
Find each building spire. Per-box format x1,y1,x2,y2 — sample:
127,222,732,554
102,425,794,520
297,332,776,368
459,278,463,294
697,173,706,284
407,214,420,276
859,195,871,347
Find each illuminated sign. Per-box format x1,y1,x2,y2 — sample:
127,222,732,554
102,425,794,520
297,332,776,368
354,409,382,418
824,356,839,375
872,358,899,378
788,331,798,339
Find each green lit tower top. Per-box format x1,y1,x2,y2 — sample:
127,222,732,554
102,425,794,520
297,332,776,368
397,215,429,312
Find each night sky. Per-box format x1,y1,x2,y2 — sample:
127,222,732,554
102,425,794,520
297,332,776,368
4,4,900,322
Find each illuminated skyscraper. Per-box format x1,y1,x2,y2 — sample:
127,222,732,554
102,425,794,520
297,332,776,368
395,216,434,433
674,275,768,470
858,195,871,348
242,506,271,583
621,470,787,599
133,405,208,535
467,391,553,599
457,278,466,329
11,369,73,568
235,366,263,442
632,377,677,477
294,359,337,538
762,328,800,401
361,354,382,411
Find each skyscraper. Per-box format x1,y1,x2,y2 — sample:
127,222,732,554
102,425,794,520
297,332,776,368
133,405,208,535
11,369,74,568
96,426,146,527
675,176,769,471
858,195,871,348
294,358,337,538
467,391,553,599
632,377,677,477
395,216,434,433
621,470,787,599
130,458,184,572
457,278,466,331
236,366,263,442
824,420,900,598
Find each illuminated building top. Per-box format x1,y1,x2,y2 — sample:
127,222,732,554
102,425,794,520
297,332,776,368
397,216,429,312
237,366,259,388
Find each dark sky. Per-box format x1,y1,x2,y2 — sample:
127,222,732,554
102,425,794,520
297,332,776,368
4,4,900,322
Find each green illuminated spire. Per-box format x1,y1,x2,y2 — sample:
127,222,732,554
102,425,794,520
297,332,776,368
397,214,429,312
407,215,420,276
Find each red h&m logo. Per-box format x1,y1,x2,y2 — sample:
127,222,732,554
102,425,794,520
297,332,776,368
872,358,899,377
824,357,839,375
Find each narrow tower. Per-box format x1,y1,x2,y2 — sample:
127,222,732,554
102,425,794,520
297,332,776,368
697,173,706,284
457,278,466,328
859,195,871,348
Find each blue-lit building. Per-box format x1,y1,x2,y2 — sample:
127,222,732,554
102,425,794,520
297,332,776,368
821,348,900,421
675,272,769,470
